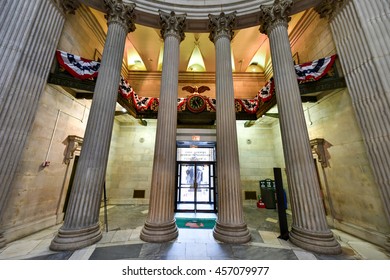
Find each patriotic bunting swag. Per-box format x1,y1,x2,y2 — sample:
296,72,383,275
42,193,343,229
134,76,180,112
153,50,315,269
56,50,336,114
56,50,100,79
294,55,336,83
258,78,275,103
118,76,135,99
131,93,159,112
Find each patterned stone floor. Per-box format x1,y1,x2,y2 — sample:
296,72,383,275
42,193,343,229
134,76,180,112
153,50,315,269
0,204,389,260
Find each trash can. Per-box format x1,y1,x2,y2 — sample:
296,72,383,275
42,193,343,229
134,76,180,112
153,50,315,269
259,179,276,209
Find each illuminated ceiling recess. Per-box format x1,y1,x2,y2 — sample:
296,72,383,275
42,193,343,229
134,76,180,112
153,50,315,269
85,0,315,73
187,34,206,72
125,38,147,71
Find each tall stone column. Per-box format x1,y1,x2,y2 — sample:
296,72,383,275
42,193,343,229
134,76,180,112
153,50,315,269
208,12,251,244
50,0,136,251
0,0,79,249
259,0,341,254
140,11,186,242
316,0,390,251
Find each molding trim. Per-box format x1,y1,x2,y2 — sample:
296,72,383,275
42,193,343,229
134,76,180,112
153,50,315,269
333,219,389,250
80,0,324,32
79,4,107,47
289,8,317,48
4,216,58,244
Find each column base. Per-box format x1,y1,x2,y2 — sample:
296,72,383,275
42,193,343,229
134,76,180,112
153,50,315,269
0,233,6,249
289,226,342,255
385,234,390,252
213,221,251,244
50,223,102,251
140,219,178,243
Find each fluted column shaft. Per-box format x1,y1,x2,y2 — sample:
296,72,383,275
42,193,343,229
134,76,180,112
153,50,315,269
0,0,78,249
317,0,390,251
140,11,186,242
259,0,341,254
208,12,251,244
50,0,135,251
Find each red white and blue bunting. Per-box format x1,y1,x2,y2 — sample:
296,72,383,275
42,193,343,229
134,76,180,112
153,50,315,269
177,98,187,111
131,93,159,112
294,54,336,83
56,50,100,79
56,50,336,114
235,98,259,114
249,54,337,112
118,76,135,99
257,78,275,103
206,98,216,112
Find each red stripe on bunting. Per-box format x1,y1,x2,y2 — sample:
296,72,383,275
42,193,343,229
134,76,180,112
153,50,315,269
56,50,100,80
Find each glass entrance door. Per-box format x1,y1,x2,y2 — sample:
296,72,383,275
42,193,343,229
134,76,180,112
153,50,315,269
176,162,216,212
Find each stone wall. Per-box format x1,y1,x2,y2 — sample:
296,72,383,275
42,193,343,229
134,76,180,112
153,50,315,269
2,85,90,242
237,120,277,205
289,9,389,245
106,119,156,205
127,72,265,100
303,89,389,244
2,6,103,242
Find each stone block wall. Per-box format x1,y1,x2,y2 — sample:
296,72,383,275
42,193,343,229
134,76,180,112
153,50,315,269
2,6,103,242
290,9,390,245
106,120,157,205
303,89,389,244
237,121,277,205
127,72,265,100
2,85,90,242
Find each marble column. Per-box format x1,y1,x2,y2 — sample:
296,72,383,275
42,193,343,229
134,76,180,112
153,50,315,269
316,0,390,251
50,0,136,251
259,0,341,254
0,0,79,249
140,11,186,242
208,12,251,244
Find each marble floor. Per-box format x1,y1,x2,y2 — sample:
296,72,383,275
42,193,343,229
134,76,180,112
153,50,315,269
0,204,389,260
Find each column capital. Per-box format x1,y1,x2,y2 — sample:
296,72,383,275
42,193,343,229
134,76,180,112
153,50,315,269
259,0,292,35
52,0,80,15
315,0,347,20
159,10,187,42
104,0,136,33
208,12,236,43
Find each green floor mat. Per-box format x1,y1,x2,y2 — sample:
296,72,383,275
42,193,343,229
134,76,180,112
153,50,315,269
175,217,216,229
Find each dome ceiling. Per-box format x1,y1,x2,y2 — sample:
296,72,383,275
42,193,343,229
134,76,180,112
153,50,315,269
82,0,321,30
84,0,321,74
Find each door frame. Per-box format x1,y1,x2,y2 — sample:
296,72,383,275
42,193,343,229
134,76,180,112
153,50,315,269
175,161,217,213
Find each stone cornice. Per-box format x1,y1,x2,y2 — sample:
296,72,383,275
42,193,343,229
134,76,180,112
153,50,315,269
126,71,266,83
314,0,347,20
208,12,237,43
53,0,81,14
159,10,187,42
259,0,293,35
104,0,136,33
79,5,106,47
289,8,317,48
79,0,325,31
